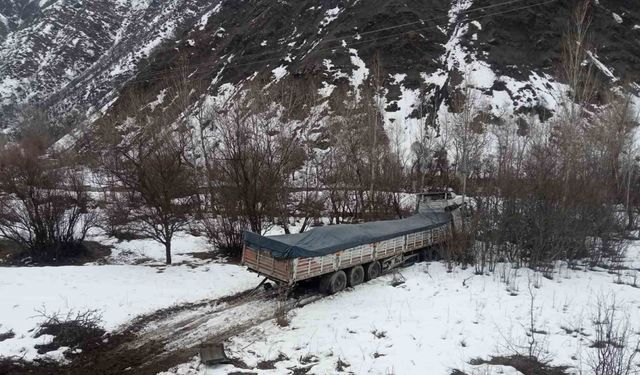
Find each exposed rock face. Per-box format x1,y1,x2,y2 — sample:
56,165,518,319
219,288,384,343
468,0,640,81
0,0,222,126
0,0,638,133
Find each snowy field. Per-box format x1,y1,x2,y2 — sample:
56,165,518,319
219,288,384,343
2,231,640,374
97,231,219,265
166,253,640,374
0,233,261,361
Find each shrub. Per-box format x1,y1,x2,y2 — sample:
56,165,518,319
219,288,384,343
34,309,105,355
589,295,640,375
0,138,96,262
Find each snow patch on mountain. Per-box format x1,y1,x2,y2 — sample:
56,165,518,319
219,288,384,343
148,89,167,110
196,3,221,30
612,12,623,24
318,6,342,33
384,84,422,152
348,48,369,96
587,51,618,82
0,0,227,128
0,77,22,105
318,81,336,98
443,0,496,91
272,65,288,81
140,21,178,57
502,72,565,113
421,70,448,87
323,58,348,82
0,0,636,143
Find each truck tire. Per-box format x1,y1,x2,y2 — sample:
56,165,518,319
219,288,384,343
365,261,382,281
320,270,347,295
348,265,365,287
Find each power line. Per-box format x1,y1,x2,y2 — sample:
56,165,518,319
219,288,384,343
320,0,538,44
127,0,549,84
337,0,560,51
123,0,559,86
124,0,557,85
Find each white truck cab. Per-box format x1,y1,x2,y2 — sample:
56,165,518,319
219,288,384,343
415,191,464,231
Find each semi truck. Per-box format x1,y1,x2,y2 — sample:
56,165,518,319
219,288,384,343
242,192,462,294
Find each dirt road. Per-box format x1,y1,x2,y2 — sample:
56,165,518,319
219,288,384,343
3,285,322,375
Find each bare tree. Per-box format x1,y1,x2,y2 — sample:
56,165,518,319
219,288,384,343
593,92,639,231
322,87,369,222
321,80,402,222
204,80,305,242
447,83,489,208
0,135,96,262
409,82,444,192
101,100,199,265
561,0,598,110
294,131,327,233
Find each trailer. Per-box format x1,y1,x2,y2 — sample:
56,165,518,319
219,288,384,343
242,194,462,294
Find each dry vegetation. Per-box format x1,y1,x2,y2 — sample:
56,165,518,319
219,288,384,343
0,1,635,274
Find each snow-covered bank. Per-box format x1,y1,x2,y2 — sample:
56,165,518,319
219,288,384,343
194,260,640,375
0,262,259,361
97,231,214,265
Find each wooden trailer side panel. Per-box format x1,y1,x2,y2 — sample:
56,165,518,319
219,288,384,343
292,254,337,281
406,230,428,251
336,244,375,269
375,236,404,259
292,243,376,282
242,246,293,283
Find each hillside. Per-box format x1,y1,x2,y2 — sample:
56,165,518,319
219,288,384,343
1,0,639,137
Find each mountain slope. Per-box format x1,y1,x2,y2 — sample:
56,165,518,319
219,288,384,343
1,0,639,136
0,0,223,126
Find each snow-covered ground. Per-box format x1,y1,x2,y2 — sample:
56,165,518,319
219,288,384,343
625,239,640,270
166,256,640,374
0,233,261,361
98,231,215,265
2,230,640,374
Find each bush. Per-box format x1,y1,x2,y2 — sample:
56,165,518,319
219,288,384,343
34,309,105,355
588,295,640,375
0,138,96,262
201,214,248,258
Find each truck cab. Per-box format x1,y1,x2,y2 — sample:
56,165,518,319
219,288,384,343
415,191,463,232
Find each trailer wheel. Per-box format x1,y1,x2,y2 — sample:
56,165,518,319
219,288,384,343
348,265,365,287
320,270,347,295
365,261,382,281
